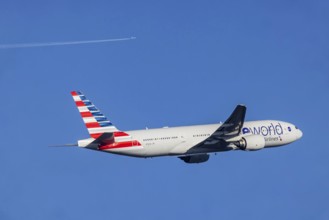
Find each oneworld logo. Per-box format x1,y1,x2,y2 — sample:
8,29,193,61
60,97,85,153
242,123,283,136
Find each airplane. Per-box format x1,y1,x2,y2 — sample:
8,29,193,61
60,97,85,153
67,91,303,163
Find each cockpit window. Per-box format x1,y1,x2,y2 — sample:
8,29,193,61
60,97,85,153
288,127,291,132
295,126,298,129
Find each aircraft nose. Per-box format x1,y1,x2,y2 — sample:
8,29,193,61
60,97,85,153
295,129,303,140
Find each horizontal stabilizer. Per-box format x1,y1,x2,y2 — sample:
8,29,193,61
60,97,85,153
86,132,115,149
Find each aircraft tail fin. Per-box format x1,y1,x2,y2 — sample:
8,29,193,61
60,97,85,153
71,91,120,139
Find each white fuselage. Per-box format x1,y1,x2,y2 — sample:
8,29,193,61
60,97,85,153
78,120,303,158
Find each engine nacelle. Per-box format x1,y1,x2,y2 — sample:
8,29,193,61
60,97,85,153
235,135,265,151
179,154,210,163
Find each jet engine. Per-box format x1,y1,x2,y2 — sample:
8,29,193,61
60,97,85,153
179,154,210,163
234,135,265,151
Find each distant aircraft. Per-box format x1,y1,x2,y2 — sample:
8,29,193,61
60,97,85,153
68,91,303,163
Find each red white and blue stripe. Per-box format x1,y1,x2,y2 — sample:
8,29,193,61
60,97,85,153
71,91,142,149
71,91,118,138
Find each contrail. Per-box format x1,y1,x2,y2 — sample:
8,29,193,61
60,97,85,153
0,36,136,49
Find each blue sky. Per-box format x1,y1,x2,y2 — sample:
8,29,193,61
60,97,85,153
0,0,328,219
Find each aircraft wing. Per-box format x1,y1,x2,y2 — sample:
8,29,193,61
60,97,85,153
199,105,246,147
